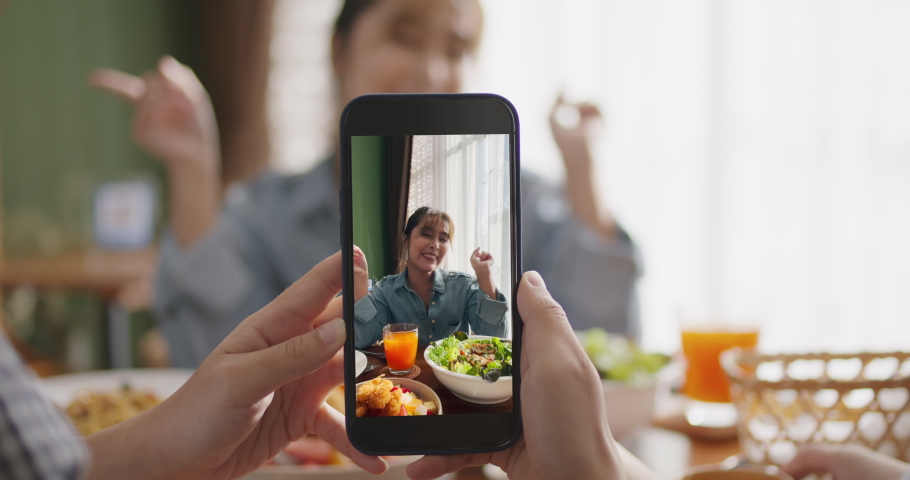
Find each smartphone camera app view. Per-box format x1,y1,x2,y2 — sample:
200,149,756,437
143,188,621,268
340,95,522,455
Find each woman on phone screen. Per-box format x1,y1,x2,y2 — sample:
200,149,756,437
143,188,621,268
353,207,507,348
91,0,640,368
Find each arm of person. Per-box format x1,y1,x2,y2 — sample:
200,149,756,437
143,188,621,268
85,252,387,479
783,444,910,480
90,56,222,248
463,277,508,338
520,169,641,337
0,334,89,479
353,280,392,349
153,210,275,368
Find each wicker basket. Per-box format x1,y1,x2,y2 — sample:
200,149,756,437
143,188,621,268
721,349,910,466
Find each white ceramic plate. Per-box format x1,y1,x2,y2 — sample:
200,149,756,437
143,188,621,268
38,368,195,406
355,351,367,377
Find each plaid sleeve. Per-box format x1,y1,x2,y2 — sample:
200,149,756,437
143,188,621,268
0,333,89,480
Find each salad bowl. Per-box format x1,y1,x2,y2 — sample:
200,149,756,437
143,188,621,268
424,335,513,404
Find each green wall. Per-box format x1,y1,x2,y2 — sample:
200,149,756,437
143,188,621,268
0,0,199,255
351,135,392,279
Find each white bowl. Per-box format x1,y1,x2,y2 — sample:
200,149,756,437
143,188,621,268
423,336,513,404
602,378,658,439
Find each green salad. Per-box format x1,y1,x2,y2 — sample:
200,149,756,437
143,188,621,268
428,332,512,383
577,328,668,383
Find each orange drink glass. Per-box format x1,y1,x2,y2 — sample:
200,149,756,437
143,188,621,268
681,328,759,403
383,323,418,374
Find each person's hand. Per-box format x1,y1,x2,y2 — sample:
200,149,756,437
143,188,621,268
89,55,220,171
353,245,370,301
406,272,630,480
85,252,388,479
548,94,603,175
783,444,909,480
469,248,494,278
90,56,222,247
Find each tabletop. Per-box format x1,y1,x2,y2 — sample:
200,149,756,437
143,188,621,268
357,344,513,415
0,248,157,299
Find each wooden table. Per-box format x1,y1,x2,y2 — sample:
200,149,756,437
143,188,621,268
357,344,513,415
0,248,157,368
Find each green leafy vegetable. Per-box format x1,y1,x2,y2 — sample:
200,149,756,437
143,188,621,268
427,334,513,383
577,328,668,383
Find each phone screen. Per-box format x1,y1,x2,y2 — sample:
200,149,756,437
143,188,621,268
341,95,521,454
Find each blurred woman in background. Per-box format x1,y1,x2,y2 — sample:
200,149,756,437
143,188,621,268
353,207,508,348
91,0,640,368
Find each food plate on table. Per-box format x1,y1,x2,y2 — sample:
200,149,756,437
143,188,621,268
354,377,442,417
38,369,194,435
354,350,368,376
424,334,513,404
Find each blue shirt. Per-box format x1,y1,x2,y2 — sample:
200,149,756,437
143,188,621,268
353,269,508,348
155,159,641,368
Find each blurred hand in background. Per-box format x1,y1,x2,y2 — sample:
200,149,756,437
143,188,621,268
89,56,221,247
548,94,617,239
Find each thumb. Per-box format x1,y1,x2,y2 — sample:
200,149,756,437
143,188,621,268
516,271,571,332
236,318,346,401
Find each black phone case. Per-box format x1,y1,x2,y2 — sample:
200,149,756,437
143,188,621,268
340,94,523,456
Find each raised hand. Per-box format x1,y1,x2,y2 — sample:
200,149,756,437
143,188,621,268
469,247,494,278
90,56,222,247
548,93,603,173
90,56,220,170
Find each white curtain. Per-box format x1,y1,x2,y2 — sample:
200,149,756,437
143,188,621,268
268,0,910,353
408,135,512,337
474,0,910,354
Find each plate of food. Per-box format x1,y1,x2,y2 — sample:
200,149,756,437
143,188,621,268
424,333,513,404
38,368,194,436
354,376,441,417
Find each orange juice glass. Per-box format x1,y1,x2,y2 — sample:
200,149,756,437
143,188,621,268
681,329,759,403
383,323,418,374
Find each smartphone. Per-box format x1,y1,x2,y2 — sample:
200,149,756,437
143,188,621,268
340,94,522,455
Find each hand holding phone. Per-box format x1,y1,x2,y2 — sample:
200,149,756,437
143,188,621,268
407,272,657,480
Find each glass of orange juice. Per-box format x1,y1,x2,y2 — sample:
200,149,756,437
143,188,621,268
680,303,760,427
383,323,418,375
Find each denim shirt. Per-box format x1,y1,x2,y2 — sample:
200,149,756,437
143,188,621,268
353,269,508,348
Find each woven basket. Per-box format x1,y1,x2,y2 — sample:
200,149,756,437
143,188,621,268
721,349,910,466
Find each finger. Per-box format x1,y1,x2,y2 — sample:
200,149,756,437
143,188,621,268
578,103,603,119
781,444,840,479
88,68,146,103
247,251,345,344
157,55,206,101
237,318,346,400
406,453,493,480
293,351,345,414
472,247,480,257
313,404,388,474
313,297,344,328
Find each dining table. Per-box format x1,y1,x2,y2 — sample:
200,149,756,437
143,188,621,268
357,345,742,479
